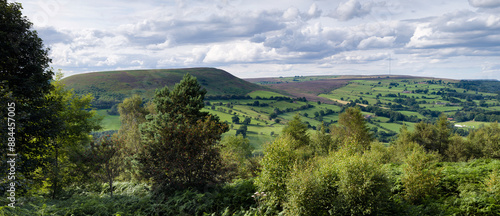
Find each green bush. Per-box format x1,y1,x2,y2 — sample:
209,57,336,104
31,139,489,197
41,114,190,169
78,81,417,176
335,151,391,215
255,135,298,209
401,146,441,204
284,149,391,216
284,157,339,216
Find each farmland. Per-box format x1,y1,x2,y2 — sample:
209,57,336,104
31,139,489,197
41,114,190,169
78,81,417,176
80,68,500,151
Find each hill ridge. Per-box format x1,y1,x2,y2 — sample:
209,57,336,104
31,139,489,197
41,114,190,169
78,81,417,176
62,67,265,108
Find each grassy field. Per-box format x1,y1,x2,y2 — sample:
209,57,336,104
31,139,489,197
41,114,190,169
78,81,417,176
78,71,499,148
96,109,120,131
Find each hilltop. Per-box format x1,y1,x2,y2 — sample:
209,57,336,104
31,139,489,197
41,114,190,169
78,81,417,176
62,67,265,108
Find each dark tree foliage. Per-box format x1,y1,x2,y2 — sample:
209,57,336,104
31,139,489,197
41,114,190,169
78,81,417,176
139,74,229,193
236,125,248,138
79,135,123,197
0,1,60,193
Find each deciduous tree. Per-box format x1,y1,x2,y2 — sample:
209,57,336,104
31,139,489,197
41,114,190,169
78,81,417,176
0,0,58,193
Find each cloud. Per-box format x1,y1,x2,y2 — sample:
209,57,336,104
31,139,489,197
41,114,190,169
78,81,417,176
330,0,373,21
36,27,72,44
324,51,390,64
26,0,500,80
202,41,278,63
468,0,500,8
406,10,500,52
357,36,396,49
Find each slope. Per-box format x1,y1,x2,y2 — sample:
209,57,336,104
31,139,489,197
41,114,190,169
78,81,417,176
62,67,265,108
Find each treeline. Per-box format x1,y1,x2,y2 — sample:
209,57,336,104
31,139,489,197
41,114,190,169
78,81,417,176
454,80,500,95
269,104,315,119
454,109,500,122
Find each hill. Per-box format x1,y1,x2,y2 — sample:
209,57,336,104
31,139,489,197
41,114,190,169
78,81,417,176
62,67,265,108
64,68,500,150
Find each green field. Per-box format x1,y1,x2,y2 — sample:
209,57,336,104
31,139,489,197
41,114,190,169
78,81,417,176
96,109,120,131
70,71,500,147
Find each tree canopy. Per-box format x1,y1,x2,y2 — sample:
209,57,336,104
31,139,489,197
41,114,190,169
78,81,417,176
139,74,229,193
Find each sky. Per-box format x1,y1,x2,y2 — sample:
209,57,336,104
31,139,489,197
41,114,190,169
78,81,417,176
11,0,500,80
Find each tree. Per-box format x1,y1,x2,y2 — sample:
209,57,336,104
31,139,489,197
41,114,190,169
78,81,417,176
219,135,256,178
139,73,229,193
45,70,102,198
402,146,441,204
311,122,334,155
331,107,373,150
256,135,298,209
232,115,240,124
282,113,310,148
236,125,248,138
242,117,252,125
117,94,149,180
0,1,59,193
408,115,452,157
467,122,500,159
85,135,123,197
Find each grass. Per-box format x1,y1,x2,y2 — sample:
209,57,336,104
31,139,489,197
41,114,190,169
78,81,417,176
74,71,499,147
96,109,120,131
453,121,495,129
247,90,286,98
62,68,266,101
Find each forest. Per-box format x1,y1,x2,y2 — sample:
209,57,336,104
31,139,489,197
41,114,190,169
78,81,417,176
2,1,500,215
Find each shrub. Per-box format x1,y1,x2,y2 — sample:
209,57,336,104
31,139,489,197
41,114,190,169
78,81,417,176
285,150,391,216
335,151,391,215
255,135,298,209
284,157,339,216
402,146,441,204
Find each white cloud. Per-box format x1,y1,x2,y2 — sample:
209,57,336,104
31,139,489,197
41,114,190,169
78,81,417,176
324,51,390,64
357,36,395,49
13,0,499,80
468,0,500,8
330,0,373,21
203,41,278,63
283,7,300,20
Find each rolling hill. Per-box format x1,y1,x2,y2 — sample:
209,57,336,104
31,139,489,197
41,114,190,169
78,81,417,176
62,67,266,108
64,67,500,150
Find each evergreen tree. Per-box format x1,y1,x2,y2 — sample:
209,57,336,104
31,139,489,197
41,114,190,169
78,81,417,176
139,74,229,193
332,107,373,150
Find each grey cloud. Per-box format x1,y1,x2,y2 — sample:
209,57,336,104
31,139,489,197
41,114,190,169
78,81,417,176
36,27,72,44
113,10,287,48
468,0,500,8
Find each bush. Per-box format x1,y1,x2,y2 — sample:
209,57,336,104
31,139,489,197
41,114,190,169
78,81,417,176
335,150,391,215
255,135,298,209
401,146,441,204
284,149,391,216
284,157,339,216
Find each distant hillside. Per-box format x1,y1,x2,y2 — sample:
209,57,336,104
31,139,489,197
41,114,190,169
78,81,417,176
62,67,264,108
244,75,424,103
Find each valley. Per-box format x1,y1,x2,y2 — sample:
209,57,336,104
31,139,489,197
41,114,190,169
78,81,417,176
63,68,500,152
